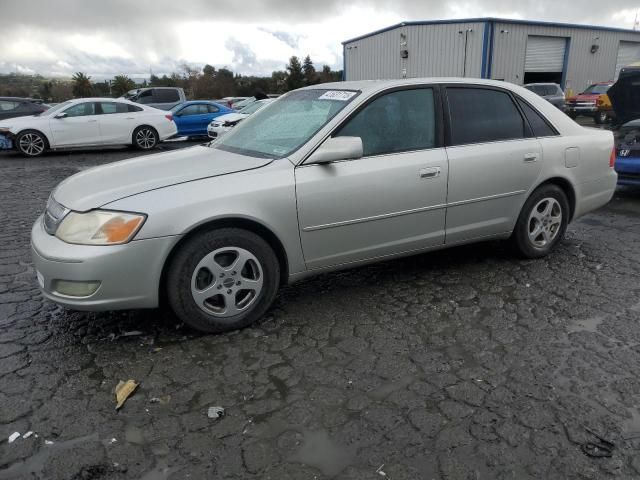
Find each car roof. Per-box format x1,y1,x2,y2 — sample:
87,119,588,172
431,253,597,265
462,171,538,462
0,97,43,102
298,77,545,95
524,83,560,86
178,100,227,106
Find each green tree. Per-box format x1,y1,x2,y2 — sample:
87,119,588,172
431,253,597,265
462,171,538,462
285,56,305,91
72,72,93,98
302,55,317,85
111,74,135,97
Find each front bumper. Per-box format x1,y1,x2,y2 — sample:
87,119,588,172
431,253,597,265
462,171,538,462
566,105,597,115
207,125,231,139
31,216,179,311
0,133,14,150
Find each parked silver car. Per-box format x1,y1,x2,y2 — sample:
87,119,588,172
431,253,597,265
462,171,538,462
524,83,566,111
31,78,617,333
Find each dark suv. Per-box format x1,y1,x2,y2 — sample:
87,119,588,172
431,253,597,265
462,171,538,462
524,83,566,111
0,97,49,120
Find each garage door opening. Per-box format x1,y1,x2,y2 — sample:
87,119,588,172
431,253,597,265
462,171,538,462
523,71,563,84
524,36,567,87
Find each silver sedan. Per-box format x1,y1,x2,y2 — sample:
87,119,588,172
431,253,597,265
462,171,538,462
31,78,617,333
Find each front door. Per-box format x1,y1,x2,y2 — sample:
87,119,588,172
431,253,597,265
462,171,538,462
443,86,543,243
176,104,210,135
49,101,102,146
295,87,448,270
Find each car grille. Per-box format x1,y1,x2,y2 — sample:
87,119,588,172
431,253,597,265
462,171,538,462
43,195,69,235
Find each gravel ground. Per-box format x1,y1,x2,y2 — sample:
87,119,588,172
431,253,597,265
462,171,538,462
0,132,639,479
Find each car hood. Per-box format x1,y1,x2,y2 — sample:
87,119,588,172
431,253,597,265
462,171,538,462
213,112,248,124
0,114,47,129
608,73,640,124
567,93,601,102
53,145,273,211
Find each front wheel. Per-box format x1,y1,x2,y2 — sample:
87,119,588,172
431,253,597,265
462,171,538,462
594,112,607,125
133,126,159,150
511,184,569,258
16,130,47,157
166,228,280,333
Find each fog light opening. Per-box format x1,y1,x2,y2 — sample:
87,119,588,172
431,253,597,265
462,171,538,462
53,280,101,298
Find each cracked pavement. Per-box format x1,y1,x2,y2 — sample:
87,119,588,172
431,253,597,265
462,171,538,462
0,140,639,479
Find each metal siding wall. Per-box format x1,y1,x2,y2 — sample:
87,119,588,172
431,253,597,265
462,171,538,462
490,22,640,93
344,22,485,80
344,28,402,81
406,22,485,78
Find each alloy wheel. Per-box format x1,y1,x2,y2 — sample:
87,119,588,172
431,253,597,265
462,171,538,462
527,197,562,248
190,246,264,318
135,128,156,149
19,133,45,156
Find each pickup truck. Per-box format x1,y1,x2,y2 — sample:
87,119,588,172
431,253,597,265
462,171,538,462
565,82,613,124
121,87,186,110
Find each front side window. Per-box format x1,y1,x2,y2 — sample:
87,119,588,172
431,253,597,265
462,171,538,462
137,90,154,104
336,88,437,157
0,100,19,111
179,104,208,116
64,102,96,117
447,87,526,145
215,89,358,159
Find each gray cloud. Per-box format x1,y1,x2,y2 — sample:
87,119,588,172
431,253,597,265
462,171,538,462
1,0,639,78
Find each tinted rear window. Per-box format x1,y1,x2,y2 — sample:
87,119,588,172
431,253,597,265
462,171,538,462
154,89,180,103
447,88,525,145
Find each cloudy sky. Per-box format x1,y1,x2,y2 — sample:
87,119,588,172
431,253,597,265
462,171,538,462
1,0,639,79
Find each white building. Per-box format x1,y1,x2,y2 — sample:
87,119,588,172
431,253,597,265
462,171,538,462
342,18,640,94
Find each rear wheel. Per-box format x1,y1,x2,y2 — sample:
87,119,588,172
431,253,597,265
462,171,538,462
133,126,158,150
16,130,47,157
511,184,569,258
167,228,280,333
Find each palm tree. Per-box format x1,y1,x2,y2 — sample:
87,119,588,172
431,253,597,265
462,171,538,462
110,75,136,97
72,72,93,98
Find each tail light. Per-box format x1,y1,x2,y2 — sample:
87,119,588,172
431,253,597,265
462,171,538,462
165,114,173,121
609,147,616,168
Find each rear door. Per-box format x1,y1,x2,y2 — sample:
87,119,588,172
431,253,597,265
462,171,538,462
295,87,448,269
49,101,102,146
97,101,136,144
444,86,543,244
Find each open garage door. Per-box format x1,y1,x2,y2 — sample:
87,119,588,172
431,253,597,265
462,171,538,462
524,36,567,85
615,41,640,80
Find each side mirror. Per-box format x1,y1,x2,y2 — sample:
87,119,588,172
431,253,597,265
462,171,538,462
54,112,68,119
306,136,363,165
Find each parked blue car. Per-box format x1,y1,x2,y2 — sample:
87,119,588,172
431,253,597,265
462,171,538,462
169,101,232,137
615,119,640,186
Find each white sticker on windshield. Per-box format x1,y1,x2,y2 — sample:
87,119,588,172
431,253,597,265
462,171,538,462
318,90,357,101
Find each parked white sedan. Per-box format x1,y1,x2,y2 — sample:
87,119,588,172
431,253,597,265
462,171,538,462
0,98,177,157
207,99,273,139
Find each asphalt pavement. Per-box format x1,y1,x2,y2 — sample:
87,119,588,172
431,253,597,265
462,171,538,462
1,129,640,479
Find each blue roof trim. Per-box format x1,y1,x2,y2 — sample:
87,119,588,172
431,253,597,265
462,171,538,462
342,17,640,45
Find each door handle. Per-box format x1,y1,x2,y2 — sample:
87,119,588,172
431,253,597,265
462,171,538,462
419,167,441,179
524,153,539,162
126,117,135,120
87,119,98,123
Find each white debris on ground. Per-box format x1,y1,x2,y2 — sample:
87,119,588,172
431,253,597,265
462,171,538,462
207,406,225,419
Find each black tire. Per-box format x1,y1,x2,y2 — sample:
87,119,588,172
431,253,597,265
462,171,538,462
511,184,570,259
132,125,159,150
594,112,607,125
15,130,48,157
166,228,280,333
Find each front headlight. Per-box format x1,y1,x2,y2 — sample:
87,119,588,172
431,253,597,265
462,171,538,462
55,210,146,245
0,127,13,133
